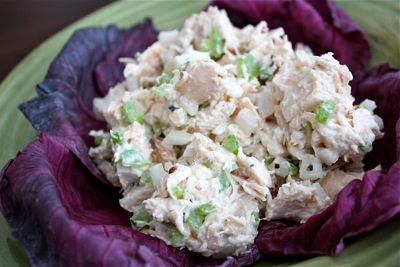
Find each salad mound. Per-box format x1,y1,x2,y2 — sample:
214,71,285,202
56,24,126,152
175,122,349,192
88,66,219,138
88,7,383,257
1,0,399,266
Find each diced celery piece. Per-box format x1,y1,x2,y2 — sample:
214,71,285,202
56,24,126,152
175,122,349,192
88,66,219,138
94,135,103,146
221,133,240,155
200,24,224,59
151,84,169,97
157,72,173,85
187,203,217,231
218,169,231,192
359,143,373,153
122,102,144,124
197,203,217,216
120,149,151,168
171,227,185,247
130,205,153,229
171,186,185,199
139,170,152,185
315,101,335,124
237,53,260,80
110,131,123,145
186,209,203,231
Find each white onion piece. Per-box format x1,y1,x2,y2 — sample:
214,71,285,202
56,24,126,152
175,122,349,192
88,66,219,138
299,154,323,180
270,156,290,177
158,30,179,45
179,95,199,116
150,163,167,188
235,108,257,135
162,130,193,146
255,87,276,119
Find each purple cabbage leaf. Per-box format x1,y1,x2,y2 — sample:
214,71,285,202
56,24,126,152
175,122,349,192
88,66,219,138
209,0,371,80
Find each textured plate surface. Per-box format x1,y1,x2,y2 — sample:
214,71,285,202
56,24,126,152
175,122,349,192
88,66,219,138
0,1,399,266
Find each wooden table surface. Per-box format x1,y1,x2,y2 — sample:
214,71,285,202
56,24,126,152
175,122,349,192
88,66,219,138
0,0,116,83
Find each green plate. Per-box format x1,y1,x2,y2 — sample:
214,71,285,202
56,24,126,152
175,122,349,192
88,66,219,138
0,1,399,266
